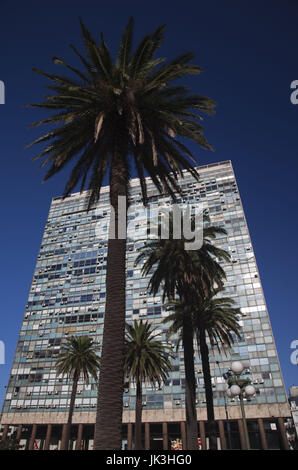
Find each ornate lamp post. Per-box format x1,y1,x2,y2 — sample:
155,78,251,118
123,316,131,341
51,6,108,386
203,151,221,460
216,360,232,449
223,361,257,450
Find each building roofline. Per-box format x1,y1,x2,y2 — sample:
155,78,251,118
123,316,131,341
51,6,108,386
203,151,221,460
51,159,233,203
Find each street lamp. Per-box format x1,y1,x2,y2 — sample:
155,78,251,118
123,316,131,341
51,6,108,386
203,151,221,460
216,360,232,449
223,361,257,450
231,361,244,375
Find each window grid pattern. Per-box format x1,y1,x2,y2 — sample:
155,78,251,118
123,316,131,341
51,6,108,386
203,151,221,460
2,161,287,414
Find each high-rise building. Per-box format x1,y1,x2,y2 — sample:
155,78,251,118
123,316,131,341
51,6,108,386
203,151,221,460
0,160,290,450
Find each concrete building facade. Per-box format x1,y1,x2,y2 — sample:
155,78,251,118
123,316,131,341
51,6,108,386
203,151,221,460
0,160,290,449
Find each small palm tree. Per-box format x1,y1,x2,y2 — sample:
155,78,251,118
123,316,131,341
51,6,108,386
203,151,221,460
166,290,241,449
124,320,172,450
55,335,100,450
136,213,229,449
27,18,215,450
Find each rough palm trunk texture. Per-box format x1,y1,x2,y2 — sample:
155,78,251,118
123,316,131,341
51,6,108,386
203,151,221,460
277,417,290,450
182,311,198,450
145,423,150,450
199,421,206,450
28,424,37,450
134,379,143,450
60,373,78,450
199,330,217,450
127,424,133,450
75,424,84,450
44,424,52,450
218,420,226,450
1,425,8,441
94,154,128,450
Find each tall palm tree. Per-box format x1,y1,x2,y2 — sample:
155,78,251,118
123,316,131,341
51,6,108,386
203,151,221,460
195,290,241,449
136,213,230,449
27,19,215,449
166,290,241,449
55,335,100,450
124,320,172,450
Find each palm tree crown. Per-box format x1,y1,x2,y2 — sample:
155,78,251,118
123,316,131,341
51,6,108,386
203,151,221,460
56,335,100,383
136,212,230,301
124,320,172,386
194,290,242,349
165,289,241,350
27,18,215,208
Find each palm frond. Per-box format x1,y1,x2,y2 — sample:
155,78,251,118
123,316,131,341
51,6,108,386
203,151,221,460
27,19,215,209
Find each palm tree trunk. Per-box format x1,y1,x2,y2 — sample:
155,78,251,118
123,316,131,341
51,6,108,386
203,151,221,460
60,372,79,450
198,330,217,450
94,152,128,450
134,378,143,450
182,309,198,450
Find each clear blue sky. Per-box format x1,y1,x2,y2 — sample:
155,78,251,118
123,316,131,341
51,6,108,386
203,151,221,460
0,0,297,407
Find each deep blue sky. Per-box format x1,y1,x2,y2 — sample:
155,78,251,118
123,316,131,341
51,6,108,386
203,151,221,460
0,0,297,408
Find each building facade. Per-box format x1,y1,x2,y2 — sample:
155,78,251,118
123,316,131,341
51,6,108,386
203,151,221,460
289,386,298,441
0,160,290,449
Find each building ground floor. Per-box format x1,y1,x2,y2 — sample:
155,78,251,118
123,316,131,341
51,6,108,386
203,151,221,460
0,418,290,450
0,403,291,450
